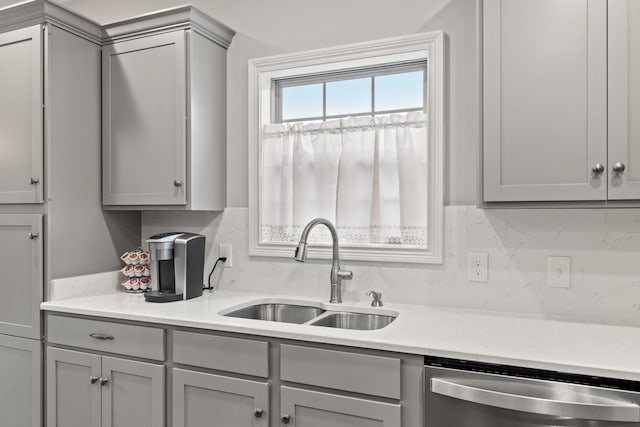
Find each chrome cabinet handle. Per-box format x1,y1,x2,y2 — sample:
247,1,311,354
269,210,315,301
613,162,626,174
89,376,98,384
89,333,114,340
431,378,640,422
100,377,109,386
28,232,39,240
254,408,264,418
281,414,291,424
30,177,40,184
592,163,605,175
173,180,182,187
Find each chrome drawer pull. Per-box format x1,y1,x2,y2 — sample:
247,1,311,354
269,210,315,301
430,378,640,422
100,377,109,386
89,376,98,384
89,333,114,340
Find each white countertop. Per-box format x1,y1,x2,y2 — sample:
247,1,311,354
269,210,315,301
41,289,640,382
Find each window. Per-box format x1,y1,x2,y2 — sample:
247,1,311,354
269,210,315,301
248,32,444,263
275,63,426,123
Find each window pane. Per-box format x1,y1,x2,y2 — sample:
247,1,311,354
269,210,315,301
326,77,371,116
375,71,424,112
282,83,323,121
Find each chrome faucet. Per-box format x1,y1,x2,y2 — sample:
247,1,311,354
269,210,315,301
294,218,353,303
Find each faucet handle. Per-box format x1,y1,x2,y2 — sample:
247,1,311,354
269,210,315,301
338,270,353,280
366,290,383,307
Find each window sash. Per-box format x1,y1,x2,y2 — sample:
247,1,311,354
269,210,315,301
273,60,427,123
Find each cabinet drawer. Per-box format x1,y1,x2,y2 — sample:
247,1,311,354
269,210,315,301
47,315,165,361
173,331,269,377
280,344,401,399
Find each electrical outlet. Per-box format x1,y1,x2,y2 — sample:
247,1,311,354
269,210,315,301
218,243,232,268
547,256,570,288
468,252,488,282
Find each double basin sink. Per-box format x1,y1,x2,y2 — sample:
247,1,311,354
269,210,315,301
221,302,397,331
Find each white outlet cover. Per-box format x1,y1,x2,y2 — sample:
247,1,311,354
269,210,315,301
547,256,570,288
468,252,488,282
218,243,232,268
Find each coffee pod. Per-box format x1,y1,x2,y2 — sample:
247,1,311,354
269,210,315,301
128,251,139,265
140,277,150,290
129,278,140,290
143,265,151,277
121,278,131,290
134,264,145,277
139,252,149,265
121,265,135,277
120,252,131,265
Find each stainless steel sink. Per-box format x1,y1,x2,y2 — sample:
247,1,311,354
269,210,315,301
224,303,326,324
310,312,396,330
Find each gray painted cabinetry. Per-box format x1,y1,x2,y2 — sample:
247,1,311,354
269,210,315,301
47,347,165,427
173,368,269,427
483,0,640,203
102,8,235,210
45,314,423,427
0,3,141,427
0,335,41,427
0,26,43,204
46,315,167,427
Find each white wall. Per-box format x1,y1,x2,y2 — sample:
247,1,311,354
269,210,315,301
60,0,640,325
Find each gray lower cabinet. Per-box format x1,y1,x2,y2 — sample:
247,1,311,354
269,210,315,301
280,386,401,427
173,368,269,427
47,347,101,427
0,335,41,427
47,347,165,427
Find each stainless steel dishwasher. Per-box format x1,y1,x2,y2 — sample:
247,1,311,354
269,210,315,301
425,357,640,426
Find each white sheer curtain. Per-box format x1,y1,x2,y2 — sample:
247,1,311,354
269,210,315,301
260,112,428,247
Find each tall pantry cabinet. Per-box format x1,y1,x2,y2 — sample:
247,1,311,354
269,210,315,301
0,2,140,426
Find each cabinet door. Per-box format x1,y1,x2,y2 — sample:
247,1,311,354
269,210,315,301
608,0,640,199
483,0,607,202
0,25,43,203
173,368,269,427
47,347,101,427
0,214,42,339
102,31,187,206
280,386,401,427
101,356,165,427
0,335,41,427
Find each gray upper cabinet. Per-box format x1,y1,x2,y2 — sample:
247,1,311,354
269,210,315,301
102,31,187,207
0,25,43,204
483,0,608,202
173,368,269,427
102,7,235,210
608,0,640,199
0,214,42,339
484,0,640,204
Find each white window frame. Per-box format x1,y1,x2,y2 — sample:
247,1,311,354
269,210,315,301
248,31,445,264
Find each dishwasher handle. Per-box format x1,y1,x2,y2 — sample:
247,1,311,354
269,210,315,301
431,378,640,423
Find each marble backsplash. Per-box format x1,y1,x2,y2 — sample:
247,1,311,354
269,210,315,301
142,206,640,326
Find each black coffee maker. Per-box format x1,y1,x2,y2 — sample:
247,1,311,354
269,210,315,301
144,232,205,303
